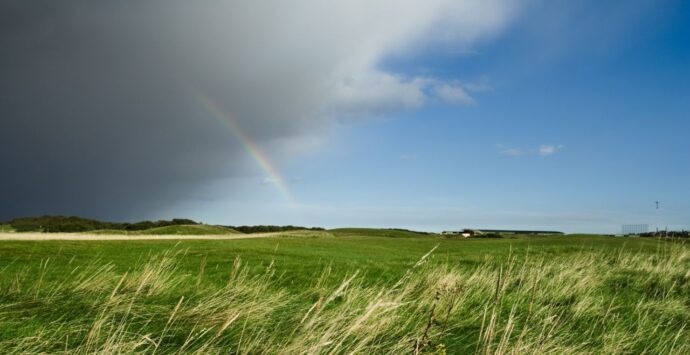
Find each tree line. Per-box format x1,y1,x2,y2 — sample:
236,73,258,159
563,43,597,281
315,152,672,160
638,230,690,238
5,215,198,233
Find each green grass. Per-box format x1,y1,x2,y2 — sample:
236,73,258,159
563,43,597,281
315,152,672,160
90,229,133,235
0,224,14,233
330,227,433,238
90,224,239,235
0,231,688,353
135,224,239,235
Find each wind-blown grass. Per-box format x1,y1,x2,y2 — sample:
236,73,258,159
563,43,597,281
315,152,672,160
0,239,688,353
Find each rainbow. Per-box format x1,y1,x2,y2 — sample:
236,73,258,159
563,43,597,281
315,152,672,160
195,93,295,204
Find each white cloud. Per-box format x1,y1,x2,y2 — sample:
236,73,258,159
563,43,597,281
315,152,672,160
329,72,428,116
332,74,482,115
538,144,564,156
433,83,475,104
165,0,522,134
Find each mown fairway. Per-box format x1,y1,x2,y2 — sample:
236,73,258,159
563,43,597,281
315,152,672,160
0,230,688,354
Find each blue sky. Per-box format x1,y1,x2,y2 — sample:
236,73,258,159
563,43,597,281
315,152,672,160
175,0,690,233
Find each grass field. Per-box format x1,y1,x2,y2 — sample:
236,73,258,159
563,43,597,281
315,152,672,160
0,230,688,353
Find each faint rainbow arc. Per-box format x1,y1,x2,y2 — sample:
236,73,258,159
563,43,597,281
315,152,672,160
195,93,296,204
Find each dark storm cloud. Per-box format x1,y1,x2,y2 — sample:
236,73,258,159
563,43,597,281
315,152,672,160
0,1,247,220
0,0,516,221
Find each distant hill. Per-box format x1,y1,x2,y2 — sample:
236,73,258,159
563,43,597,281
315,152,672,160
225,225,325,234
4,215,327,235
90,225,239,235
136,225,239,235
330,228,433,238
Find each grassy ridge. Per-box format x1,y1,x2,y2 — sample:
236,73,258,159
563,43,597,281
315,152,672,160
0,233,688,353
330,227,433,238
133,225,239,235
0,225,14,233
89,225,240,235
5,215,326,234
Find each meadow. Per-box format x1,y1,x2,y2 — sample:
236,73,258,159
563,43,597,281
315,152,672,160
0,229,688,354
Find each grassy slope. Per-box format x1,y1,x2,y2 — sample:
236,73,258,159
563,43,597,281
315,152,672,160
90,229,132,235
0,224,14,233
89,224,240,235
330,227,432,238
136,224,239,235
0,232,687,353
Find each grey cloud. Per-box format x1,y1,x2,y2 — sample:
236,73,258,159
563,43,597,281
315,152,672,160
1,0,519,220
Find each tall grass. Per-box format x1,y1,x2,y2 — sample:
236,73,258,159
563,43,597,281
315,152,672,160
0,243,688,354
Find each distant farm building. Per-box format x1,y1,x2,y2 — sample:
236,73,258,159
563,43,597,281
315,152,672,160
441,229,563,237
441,229,483,238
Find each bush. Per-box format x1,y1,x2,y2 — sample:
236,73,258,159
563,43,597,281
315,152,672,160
9,216,119,232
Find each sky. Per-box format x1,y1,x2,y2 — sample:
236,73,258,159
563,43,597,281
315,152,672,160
1,0,689,233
